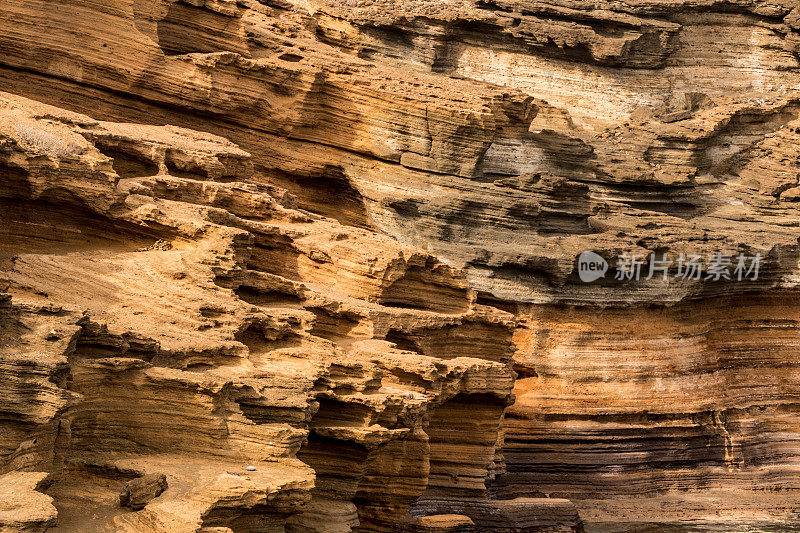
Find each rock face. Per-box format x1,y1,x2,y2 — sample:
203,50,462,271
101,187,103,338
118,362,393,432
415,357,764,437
120,474,169,511
1,0,800,531
0,93,576,531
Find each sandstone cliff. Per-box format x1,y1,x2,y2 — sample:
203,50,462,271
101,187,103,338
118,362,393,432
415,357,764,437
1,0,800,531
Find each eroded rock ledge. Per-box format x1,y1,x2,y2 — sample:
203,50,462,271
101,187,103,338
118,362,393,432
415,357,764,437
0,93,579,532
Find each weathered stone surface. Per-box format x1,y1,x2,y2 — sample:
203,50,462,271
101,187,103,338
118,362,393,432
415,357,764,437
2,0,800,530
0,93,545,531
407,514,475,533
120,474,169,510
0,472,57,533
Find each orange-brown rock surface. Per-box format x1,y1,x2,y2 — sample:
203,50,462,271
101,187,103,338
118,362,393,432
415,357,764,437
0,93,576,532
2,0,800,531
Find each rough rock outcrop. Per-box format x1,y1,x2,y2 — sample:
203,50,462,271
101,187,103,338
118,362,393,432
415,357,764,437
120,474,169,511
0,93,578,531
2,0,800,530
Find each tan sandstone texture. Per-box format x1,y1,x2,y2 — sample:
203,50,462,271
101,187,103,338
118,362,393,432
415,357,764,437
1,0,800,531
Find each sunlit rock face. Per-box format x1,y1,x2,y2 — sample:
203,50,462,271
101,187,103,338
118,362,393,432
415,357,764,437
1,0,800,531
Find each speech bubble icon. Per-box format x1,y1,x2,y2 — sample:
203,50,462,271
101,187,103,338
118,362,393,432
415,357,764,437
577,251,608,282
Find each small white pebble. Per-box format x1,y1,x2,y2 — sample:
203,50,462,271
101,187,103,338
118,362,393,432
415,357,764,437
246,465,256,471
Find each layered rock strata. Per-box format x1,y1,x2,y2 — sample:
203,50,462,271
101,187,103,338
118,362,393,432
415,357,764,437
0,93,579,531
2,0,800,530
